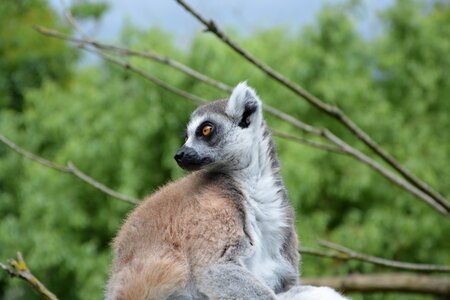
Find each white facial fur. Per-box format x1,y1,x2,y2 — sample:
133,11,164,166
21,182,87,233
183,82,264,172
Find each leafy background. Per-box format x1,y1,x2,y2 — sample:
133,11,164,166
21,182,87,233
0,0,449,299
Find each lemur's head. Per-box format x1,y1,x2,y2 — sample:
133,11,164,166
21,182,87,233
175,82,263,172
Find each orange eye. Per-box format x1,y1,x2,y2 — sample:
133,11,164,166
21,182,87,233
202,125,213,137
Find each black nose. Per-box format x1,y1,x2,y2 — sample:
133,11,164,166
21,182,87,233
174,149,185,163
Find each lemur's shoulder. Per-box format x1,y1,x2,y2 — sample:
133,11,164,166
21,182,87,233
131,170,244,224
112,171,247,271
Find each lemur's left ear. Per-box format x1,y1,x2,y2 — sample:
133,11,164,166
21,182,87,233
226,82,262,128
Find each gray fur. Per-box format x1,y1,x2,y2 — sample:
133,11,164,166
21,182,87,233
198,263,276,300
181,82,348,300
184,82,299,293
193,99,229,118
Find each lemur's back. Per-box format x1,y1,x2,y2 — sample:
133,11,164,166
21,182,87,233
106,171,246,300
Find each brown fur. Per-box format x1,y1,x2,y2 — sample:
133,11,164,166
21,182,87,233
106,171,246,300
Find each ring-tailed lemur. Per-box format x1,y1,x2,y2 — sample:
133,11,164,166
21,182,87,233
106,82,348,300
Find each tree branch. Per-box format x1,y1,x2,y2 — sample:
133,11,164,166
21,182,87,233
174,0,450,214
0,252,59,300
319,129,449,215
300,246,352,260
35,26,348,156
302,273,450,297
317,240,450,273
0,134,68,172
0,133,138,204
271,130,345,154
34,25,450,216
33,25,321,136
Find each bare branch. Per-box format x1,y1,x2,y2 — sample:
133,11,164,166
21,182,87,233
98,44,232,93
0,252,59,300
34,26,450,215
302,273,450,297
33,26,320,135
76,56,347,155
66,162,138,204
300,247,351,260
271,130,346,154
36,6,326,138
317,240,450,273
34,26,208,107
0,134,69,172
174,0,450,213
0,133,138,204
320,129,450,215
35,27,345,156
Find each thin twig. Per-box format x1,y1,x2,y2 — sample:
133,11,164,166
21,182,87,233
84,46,208,106
97,43,232,93
0,252,59,300
0,134,69,172
0,133,138,204
271,130,345,154
300,246,351,260
320,129,449,215
67,162,138,204
174,0,450,213
318,240,450,273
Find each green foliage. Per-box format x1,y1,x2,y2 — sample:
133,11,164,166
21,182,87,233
70,1,109,21
1,1,449,299
0,0,77,111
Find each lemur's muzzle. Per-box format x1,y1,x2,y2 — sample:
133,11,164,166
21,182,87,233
174,146,212,171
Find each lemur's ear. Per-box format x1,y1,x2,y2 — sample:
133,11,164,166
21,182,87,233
226,82,262,128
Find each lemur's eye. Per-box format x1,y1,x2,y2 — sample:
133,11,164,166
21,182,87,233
202,125,213,137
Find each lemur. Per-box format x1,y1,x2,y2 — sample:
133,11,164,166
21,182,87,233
106,82,348,300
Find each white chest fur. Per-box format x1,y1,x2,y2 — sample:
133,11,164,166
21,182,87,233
239,169,292,290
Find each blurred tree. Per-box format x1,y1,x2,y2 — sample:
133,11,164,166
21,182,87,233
0,0,78,111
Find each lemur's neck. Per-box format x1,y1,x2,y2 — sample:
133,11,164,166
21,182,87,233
231,123,293,291
234,123,282,186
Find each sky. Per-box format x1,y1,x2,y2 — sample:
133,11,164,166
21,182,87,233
50,0,395,47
